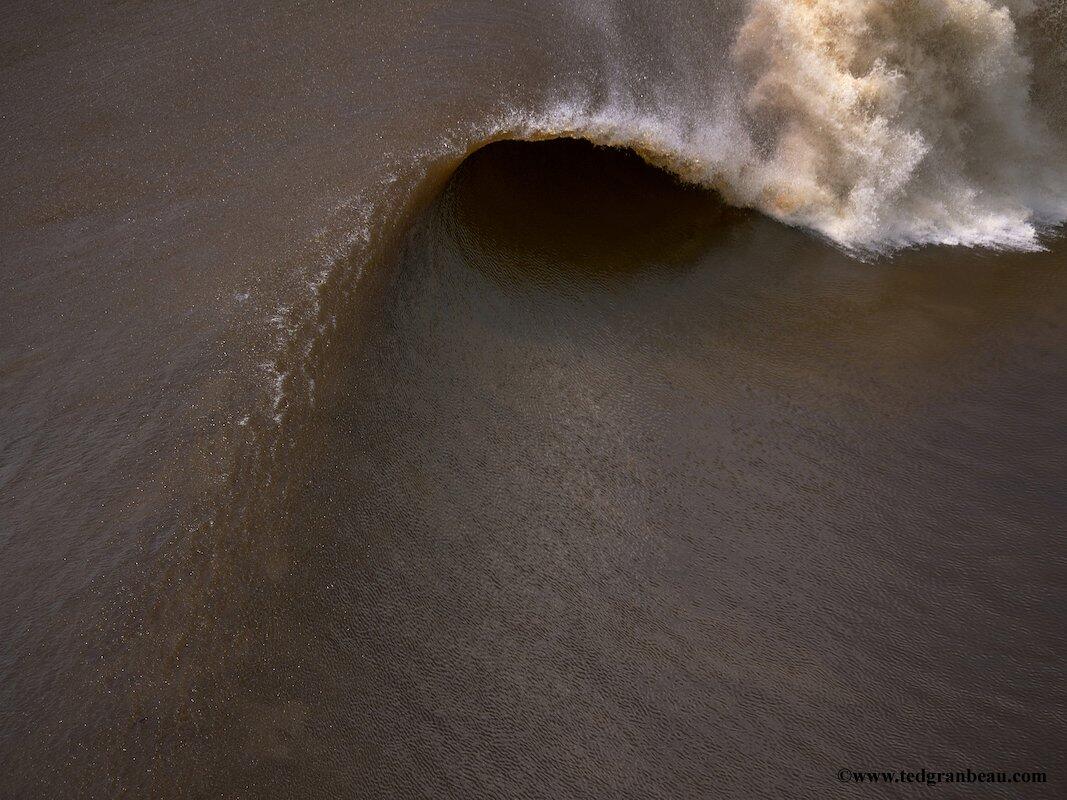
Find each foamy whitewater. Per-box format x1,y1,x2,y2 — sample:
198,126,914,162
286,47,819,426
507,0,1067,252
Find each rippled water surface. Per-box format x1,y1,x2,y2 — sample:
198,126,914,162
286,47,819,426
2,2,1066,798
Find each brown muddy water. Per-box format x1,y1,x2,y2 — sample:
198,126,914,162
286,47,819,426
2,2,1067,799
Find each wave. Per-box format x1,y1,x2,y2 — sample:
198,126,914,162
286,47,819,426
228,0,1067,482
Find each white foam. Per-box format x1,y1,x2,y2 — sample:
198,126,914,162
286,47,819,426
503,0,1067,253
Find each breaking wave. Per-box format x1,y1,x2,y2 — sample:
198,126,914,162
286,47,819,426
510,0,1067,252
240,0,1067,470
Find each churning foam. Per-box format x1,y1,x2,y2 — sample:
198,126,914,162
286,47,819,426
510,0,1067,252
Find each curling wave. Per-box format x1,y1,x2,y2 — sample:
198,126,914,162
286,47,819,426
248,0,1067,441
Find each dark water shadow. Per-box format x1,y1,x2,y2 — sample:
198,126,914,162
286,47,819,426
441,137,746,289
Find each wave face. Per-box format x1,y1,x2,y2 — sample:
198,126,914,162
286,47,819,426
506,0,1067,252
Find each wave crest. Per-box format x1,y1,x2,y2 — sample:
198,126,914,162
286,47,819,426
510,0,1067,252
